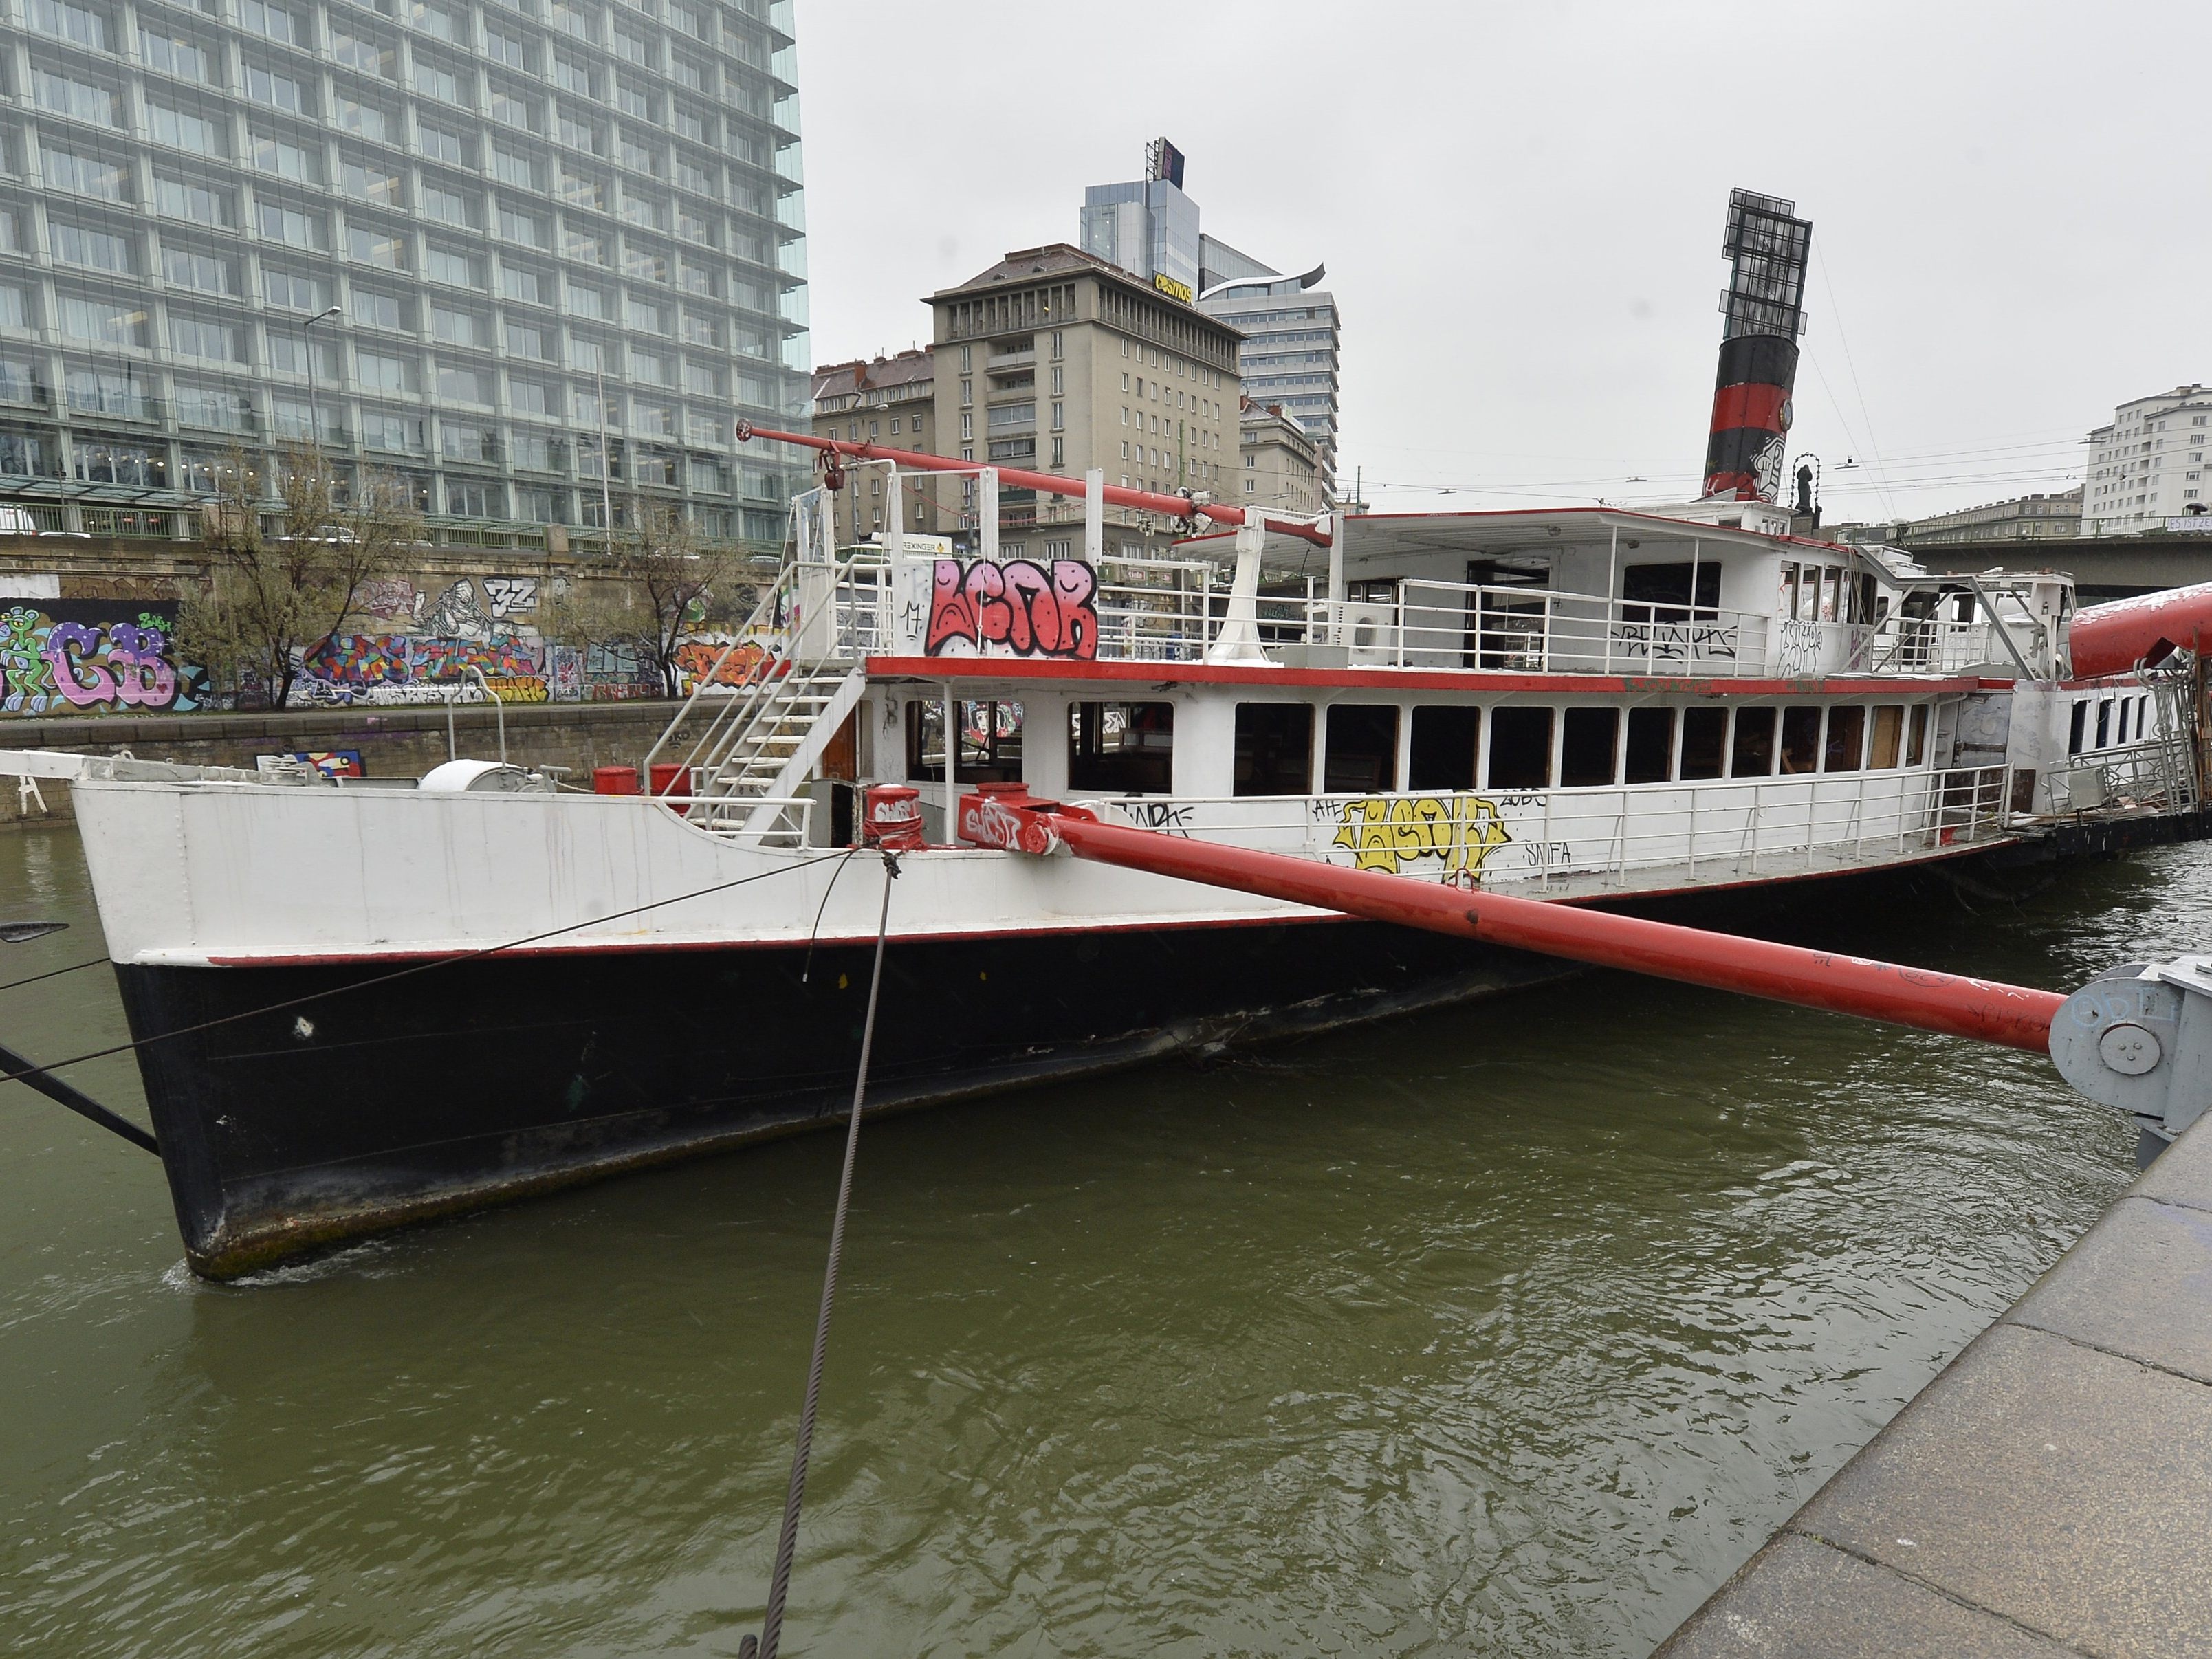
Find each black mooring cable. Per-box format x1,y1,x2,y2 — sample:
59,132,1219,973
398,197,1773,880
756,848,899,1659
0,849,857,1113
0,956,106,995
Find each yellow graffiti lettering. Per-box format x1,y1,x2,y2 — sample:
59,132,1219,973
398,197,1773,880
1332,794,1513,880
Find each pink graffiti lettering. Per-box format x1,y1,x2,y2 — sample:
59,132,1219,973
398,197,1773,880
925,558,1099,660
105,622,179,706
45,622,118,707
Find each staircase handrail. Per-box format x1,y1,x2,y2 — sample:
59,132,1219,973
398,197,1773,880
640,547,875,789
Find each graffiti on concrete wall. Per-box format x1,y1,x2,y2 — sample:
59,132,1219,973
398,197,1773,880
1328,793,1513,883
283,574,660,705
672,637,771,693
0,603,208,716
925,558,1099,659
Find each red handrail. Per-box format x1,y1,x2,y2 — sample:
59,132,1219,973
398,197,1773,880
955,787,2064,1053
733,420,1333,549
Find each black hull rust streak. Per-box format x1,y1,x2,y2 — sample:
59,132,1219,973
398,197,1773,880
120,918,1575,1277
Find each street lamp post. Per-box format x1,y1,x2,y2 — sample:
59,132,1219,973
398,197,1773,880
301,305,341,451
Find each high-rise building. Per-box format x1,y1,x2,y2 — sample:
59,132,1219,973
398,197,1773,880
1198,240,1339,496
0,0,809,545
2083,385,2212,536
927,242,1241,559
1080,140,1342,497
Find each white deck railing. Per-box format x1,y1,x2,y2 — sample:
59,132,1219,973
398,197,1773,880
843,553,2013,679
1075,765,2013,892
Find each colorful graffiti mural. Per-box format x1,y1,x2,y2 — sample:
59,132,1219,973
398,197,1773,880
282,575,659,705
672,638,771,693
289,749,365,778
1331,793,1513,882
0,603,207,716
926,558,1099,660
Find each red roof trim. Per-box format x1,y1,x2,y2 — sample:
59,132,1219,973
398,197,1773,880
864,655,1980,697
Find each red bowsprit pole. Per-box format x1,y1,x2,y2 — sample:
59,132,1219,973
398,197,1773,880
956,789,2065,1055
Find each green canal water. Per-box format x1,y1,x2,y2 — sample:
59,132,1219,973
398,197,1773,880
1,824,2198,1656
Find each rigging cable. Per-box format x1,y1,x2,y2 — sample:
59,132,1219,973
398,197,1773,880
0,848,859,1132
754,848,900,1659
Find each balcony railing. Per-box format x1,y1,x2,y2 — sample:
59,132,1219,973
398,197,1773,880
1316,580,1771,677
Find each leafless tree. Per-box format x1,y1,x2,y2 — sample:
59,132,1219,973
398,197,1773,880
176,444,421,709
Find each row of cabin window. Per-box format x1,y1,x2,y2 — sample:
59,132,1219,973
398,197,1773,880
1777,562,1880,624
2067,692,2153,755
906,700,1933,797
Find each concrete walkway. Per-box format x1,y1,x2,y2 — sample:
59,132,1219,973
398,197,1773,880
1654,1111,2212,1657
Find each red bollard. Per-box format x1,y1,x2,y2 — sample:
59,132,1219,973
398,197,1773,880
862,784,925,851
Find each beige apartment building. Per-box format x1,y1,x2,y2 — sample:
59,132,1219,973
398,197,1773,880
927,245,1244,557
810,349,953,545
1238,397,1324,518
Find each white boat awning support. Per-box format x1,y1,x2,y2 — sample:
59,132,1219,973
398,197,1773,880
1205,517,1274,666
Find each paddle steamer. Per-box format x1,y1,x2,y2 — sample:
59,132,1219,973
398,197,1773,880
8,190,2206,1275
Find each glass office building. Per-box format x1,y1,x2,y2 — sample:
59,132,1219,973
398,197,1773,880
0,0,809,542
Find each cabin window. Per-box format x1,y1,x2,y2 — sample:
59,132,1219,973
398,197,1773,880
1069,701,1174,794
2095,699,2112,749
1869,705,1904,769
1777,562,1799,617
2116,700,2132,745
1625,707,1674,784
1857,574,1879,625
1907,705,1929,767
906,699,1023,783
1559,707,1619,787
1795,573,1819,621
1324,703,1399,793
2068,700,2088,755
1487,705,1554,789
1817,569,1841,622
1731,707,1777,777
1823,705,1866,771
1409,705,1479,791
1621,562,1720,619
1234,702,1313,796
1779,706,1821,773
1680,707,1727,779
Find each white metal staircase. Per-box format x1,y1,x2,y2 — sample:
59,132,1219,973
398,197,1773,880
639,547,879,842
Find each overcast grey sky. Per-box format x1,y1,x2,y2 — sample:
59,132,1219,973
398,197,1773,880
796,2,2204,525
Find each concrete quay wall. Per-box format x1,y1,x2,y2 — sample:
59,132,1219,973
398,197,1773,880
0,702,720,826
1655,1110,2212,1656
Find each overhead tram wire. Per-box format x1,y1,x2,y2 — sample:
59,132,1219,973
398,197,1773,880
1815,245,1900,521
0,849,858,1114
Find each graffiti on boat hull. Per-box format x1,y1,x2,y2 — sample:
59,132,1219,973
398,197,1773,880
1330,793,1513,883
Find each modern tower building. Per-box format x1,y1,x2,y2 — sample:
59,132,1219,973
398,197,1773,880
1080,140,1342,496
0,0,809,546
1198,241,1339,496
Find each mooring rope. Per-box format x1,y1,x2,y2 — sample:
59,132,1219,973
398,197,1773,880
0,956,106,995
0,848,857,1109
754,848,899,1659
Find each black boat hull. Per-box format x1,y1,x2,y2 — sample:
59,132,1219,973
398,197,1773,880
118,912,1576,1277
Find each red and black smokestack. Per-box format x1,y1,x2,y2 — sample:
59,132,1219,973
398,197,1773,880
1702,190,1812,503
